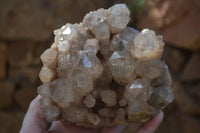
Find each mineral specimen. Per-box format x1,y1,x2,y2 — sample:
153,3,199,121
38,4,174,127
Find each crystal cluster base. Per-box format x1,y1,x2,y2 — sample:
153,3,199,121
38,4,174,127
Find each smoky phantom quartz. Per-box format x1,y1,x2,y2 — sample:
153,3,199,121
38,3,174,127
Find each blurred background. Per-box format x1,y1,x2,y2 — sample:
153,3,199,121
0,0,199,132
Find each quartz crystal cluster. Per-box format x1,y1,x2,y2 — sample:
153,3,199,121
38,4,174,127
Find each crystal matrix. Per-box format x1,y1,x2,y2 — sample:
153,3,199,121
38,4,174,127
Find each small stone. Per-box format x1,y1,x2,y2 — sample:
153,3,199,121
84,94,96,108
100,90,117,107
131,29,164,60
40,48,58,69
39,66,56,83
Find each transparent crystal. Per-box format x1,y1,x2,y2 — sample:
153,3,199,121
83,9,110,43
108,51,136,85
108,4,130,33
111,27,138,52
40,48,58,69
39,66,56,83
131,29,165,60
136,59,164,80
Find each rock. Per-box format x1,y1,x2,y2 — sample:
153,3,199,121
9,67,40,86
14,88,37,110
136,0,200,51
172,82,200,115
37,4,174,127
181,53,200,81
178,114,200,133
0,81,14,109
0,42,7,79
0,111,25,133
0,0,106,41
188,83,200,103
156,110,200,133
8,43,33,67
162,10,200,51
162,45,187,73
155,111,189,133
